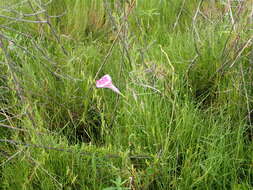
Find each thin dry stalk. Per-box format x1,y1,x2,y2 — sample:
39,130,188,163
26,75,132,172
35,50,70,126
0,148,24,167
94,0,136,80
173,0,186,30
0,34,36,128
192,0,204,57
0,138,152,159
27,0,68,56
0,14,47,23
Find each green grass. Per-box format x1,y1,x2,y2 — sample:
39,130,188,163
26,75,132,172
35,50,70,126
0,0,252,189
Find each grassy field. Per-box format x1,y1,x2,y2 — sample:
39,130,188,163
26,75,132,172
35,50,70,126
0,0,252,189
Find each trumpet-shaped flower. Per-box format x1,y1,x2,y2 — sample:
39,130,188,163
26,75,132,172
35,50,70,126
96,74,121,95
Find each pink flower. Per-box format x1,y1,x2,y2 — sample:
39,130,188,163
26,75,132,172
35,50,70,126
96,74,121,95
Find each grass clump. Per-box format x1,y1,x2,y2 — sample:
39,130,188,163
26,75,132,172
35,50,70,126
0,0,252,189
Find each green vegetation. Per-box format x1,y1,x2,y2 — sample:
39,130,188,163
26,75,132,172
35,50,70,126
0,0,252,189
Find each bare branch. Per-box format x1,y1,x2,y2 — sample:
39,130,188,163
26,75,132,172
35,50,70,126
0,14,47,23
0,138,152,159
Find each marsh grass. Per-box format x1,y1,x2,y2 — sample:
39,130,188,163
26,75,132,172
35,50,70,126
0,0,252,189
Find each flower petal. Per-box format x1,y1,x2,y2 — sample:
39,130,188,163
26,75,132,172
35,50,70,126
96,74,123,96
96,74,112,88
106,84,121,94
